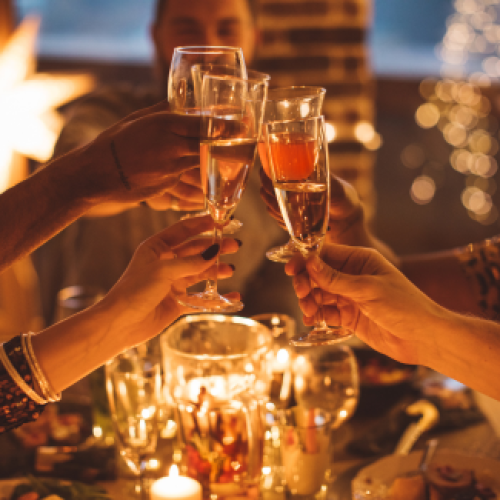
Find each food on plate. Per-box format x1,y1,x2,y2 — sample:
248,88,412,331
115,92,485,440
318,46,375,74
355,349,415,386
8,476,110,500
386,464,497,500
387,474,426,500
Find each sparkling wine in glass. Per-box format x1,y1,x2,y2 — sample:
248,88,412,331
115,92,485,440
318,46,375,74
167,46,247,220
176,74,267,312
258,86,326,263
265,115,353,345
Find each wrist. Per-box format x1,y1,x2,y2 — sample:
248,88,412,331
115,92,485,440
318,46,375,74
44,142,108,210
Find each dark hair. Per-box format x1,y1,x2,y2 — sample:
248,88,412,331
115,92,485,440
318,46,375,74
154,0,258,24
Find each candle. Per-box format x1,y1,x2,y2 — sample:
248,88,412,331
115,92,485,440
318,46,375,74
150,465,202,500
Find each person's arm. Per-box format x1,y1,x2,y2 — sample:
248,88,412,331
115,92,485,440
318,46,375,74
30,216,239,393
0,102,201,273
285,245,500,401
261,168,493,317
50,89,204,218
400,250,485,318
0,216,240,433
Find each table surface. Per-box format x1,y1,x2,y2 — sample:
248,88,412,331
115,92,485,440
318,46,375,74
96,404,500,500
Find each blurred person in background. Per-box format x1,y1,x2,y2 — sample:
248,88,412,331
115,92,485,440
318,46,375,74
34,0,293,327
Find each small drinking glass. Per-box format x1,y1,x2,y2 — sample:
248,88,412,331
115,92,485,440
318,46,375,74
251,313,296,410
258,86,326,263
106,350,161,499
293,345,359,429
264,115,353,345
176,73,267,312
279,407,333,498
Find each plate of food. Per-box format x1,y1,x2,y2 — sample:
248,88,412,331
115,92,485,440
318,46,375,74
0,476,110,500
352,448,500,499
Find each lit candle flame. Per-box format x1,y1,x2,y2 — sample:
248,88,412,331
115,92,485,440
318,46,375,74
169,464,179,478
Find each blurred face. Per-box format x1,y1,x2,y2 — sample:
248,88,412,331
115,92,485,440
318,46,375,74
152,0,257,87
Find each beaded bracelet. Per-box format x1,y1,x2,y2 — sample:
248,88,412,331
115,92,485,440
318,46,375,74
0,343,47,405
0,336,45,432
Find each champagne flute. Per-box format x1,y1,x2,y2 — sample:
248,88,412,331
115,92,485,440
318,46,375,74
192,64,271,233
176,74,267,312
259,86,326,263
264,115,353,345
168,46,247,220
106,351,161,499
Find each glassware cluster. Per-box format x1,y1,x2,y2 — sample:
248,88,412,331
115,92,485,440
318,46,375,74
104,44,364,499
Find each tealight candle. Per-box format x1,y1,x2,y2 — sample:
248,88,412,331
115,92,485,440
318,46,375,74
150,465,202,500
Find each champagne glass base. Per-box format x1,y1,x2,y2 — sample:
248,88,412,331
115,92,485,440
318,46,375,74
266,240,299,263
290,327,353,346
177,291,244,313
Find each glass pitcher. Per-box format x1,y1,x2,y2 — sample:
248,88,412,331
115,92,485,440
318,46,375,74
160,314,273,499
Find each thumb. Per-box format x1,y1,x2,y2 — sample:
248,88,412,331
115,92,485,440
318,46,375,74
305,254,364,300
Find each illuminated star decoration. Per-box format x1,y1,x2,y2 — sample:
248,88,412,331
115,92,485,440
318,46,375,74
404,0,500,225
0,16,95,192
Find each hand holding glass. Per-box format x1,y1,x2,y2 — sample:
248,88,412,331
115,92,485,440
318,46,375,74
168,46,247,221
176,74,267,312
264,115,353,345
259,86,326,263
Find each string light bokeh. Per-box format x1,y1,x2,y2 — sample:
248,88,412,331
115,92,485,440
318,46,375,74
403,0,500,224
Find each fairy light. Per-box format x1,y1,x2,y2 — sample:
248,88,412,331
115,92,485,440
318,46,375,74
325,122,336,142
405,0,500,223
0,17,94,193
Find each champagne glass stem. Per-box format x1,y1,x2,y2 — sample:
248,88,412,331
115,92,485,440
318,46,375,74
309,251,329,330
204,223,223,296
139,456,147,500
313,286,329,331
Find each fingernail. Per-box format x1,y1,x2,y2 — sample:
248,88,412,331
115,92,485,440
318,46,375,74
228,264,236,271
201,243,220,260
235,239,243,247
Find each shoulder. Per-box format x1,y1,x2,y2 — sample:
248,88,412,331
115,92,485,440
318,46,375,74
53,83,160,157
67,82,159,122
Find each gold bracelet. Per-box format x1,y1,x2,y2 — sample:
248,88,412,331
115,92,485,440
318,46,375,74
20,334,53,402
22,332,61,403
0,343,48,405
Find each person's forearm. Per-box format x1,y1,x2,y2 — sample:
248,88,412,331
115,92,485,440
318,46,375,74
400,251,484,317
0,145,105,273
424,309,500,400
30,300,130,393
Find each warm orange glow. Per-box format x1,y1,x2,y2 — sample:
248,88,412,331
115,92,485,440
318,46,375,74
0,16,95,192
415,103,440,128
410,176,436,205
169,464,180,477
354,121,375,143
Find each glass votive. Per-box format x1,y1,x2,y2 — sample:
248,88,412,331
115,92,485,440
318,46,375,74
251,313,296,409
278,407,333,499
293,344,359,429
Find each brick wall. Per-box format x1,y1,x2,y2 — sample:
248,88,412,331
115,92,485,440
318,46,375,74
255,0,376,219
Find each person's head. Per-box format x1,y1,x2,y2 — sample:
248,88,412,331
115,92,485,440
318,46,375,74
151,0,259,86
